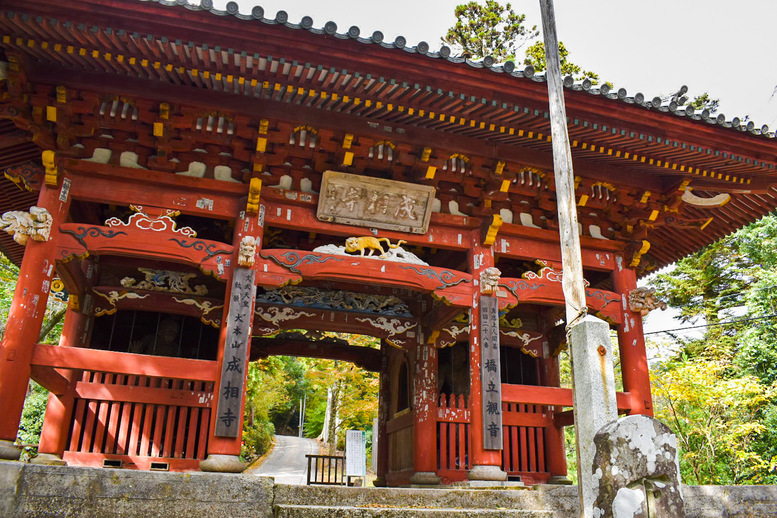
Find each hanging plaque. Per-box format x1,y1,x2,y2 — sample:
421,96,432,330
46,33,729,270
215,267,256,437
480,294,503,450
317,171,436,234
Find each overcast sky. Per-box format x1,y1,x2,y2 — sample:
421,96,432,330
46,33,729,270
219,0,777,129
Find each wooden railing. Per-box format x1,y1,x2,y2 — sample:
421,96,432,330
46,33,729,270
437,393,470,472
64,371,213,470
305,454,346,485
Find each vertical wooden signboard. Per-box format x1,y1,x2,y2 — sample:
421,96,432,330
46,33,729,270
215,267,256,437
480,295,502,449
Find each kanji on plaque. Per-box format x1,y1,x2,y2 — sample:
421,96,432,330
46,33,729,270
215,267,256,437
480,294,503,449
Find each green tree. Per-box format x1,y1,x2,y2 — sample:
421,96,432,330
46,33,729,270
649,213,777,484
522,40,600,83
442,1,538,61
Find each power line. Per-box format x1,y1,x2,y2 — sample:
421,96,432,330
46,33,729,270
644,312,777,336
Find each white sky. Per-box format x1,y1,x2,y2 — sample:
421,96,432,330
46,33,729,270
219,0,777,128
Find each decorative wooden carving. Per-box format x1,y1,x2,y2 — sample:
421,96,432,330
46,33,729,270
480,214,503,246
105,205,196,236
246,177,262,214
479,267,501,295
628,287,667,316
237,236,257,267
317,170,435,234
0,206,53,244
41,150,59,187
120,268,208,296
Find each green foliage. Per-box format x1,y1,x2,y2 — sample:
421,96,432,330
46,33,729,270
522,41,600,83
240,333,380,461
653,357,776,484
690,93,720,114
442,1,598,85
649,212,777,484
18,381,48,458
442,1,538,61
241,358,284,462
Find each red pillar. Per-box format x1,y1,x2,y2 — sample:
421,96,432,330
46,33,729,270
374,340,390,486
611,261,653,416
410,338,440,484
540,352,569,480
34,307,89,464
467,240,506,481
201,204,262,471
0,181,71,456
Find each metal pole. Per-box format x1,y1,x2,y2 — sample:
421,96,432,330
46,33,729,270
538,2,618,517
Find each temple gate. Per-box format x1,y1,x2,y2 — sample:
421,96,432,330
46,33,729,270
0,0,776,486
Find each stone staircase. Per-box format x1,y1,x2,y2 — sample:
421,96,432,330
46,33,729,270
272,484,579,518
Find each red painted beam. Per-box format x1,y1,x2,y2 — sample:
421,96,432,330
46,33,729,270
29,365,71,395
62,159,244,219
30,344,219,382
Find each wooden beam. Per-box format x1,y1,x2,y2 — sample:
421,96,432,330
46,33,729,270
74,380,212,408
250,337,382,372
30,365,71,395
30,344,219,382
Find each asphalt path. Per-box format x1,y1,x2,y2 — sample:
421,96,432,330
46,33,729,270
249,435,320,485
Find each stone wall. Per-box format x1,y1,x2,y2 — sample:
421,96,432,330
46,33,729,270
0,461,274,518
2,461,776,517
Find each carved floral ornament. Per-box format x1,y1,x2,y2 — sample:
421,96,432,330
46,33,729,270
105,205,196,236
0,206,53,245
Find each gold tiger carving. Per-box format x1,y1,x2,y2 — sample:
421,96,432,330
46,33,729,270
344,236,406,258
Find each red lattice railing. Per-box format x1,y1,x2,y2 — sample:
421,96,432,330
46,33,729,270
64,371,213,470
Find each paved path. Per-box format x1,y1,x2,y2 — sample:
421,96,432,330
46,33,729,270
248,435,319,485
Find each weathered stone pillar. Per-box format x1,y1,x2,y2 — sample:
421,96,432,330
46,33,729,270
592,415,684,517
611,259,653,416
201,190,263,473
570,315,618,518
33,307,89,465
410,338,440,485
466,240,506,482
0,175,71,459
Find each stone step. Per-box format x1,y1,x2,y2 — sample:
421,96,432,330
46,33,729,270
272,484,577,516
274,504,555,518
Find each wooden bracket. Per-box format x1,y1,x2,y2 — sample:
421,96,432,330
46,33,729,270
246,177,262,214
480,214,503,246
42,150,58,187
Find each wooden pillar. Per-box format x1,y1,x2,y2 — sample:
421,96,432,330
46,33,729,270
466,240,507,481
374,340,390,487
540,350,569,480
34,307,89,464
409,337,440,485
611,260,653,416
201,193,263,472
0,179,71,456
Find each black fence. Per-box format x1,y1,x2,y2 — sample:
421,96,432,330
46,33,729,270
305,454,346,485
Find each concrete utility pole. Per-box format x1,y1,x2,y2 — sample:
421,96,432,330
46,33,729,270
538,2,618,517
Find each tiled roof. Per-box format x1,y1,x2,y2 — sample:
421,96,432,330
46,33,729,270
158,0,772,138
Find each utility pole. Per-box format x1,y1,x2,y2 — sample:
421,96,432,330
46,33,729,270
538,2,618,517
298,393,307,438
